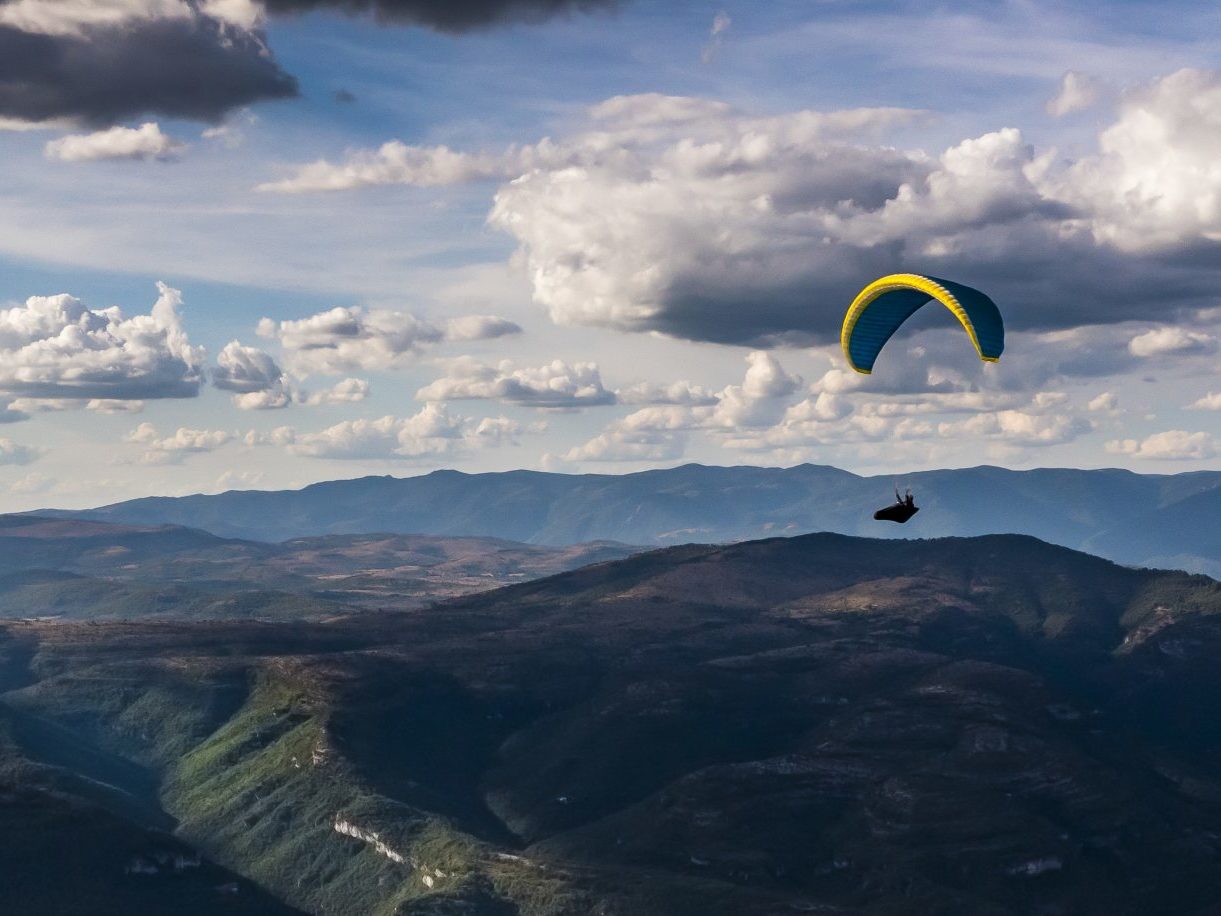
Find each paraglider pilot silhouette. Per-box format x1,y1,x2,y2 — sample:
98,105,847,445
840,273,1005,524
874,488,918,524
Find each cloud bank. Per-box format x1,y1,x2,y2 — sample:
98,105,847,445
563,350,1098,466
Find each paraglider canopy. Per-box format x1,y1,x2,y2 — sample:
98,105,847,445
841,273,1004,374
874,488,919,524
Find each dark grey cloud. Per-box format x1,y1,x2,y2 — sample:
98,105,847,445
926,227,1221,335
0,0,612,128
0,15,297,126
601,229,1221,349
260,0,618,32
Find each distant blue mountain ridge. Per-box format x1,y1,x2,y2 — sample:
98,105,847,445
33,463,1221,576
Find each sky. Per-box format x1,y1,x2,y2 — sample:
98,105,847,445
2,0,1221,510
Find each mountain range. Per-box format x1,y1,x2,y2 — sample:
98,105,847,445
37,463,1221,575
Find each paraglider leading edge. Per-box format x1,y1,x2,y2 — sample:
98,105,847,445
840,273,1005,374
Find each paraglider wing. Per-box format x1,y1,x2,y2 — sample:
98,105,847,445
840,273,1004,374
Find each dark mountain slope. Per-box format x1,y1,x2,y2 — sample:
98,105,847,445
0,786,304,916
6,534,1221,913
452,532,1221,648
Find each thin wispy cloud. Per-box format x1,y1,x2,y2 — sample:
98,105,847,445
701,10,730,64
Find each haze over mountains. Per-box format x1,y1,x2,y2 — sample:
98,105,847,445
39,464,1221,576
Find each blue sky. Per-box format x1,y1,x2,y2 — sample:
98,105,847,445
2,0,1221,510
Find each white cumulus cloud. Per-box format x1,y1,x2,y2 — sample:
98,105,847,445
256,141,532,193
937,409,1091,446
285,407,463,459
485,94,929,344
617,379,718,406
707,351,801,428
0,0,190,36
303,377,370,406
126,422,231,464
0,282,204,401
1087,391,1119,413
268,404,529,460
87,398,144,413
44,122,184,162
416,359,615,409
213,341,284,393
1107,430,1218,460
563,406,696,462
1188,392,1221,411
1128,326,1216,357
258,306,518,375
564,350,802,461
1051,69,1221,251
212,341,293,410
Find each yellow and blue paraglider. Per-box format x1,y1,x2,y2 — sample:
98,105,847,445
840,273,1004,374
